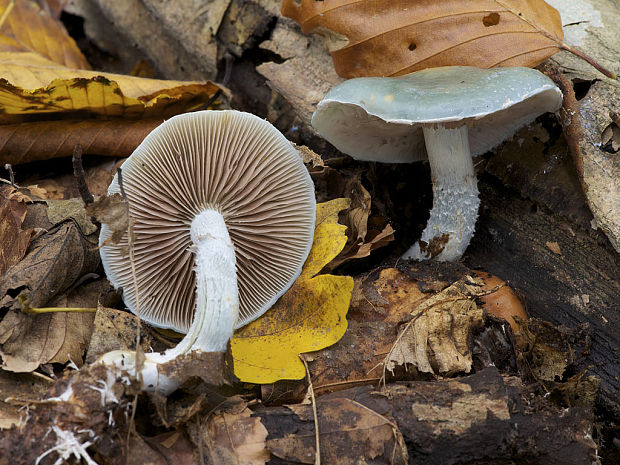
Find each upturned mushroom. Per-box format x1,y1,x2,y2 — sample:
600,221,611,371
98,110,316,393
311,66,562,261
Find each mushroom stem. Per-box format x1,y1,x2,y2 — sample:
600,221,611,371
402,124,480,261
171,209,239,355
98,209,238,393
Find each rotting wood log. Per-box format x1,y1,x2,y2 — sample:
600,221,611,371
464,179,620,418
255,367,598,465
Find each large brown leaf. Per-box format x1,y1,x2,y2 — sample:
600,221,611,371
0,279,104,372
0,220,100,311
0,118,161,165
0,185,33,275
282,0,564,77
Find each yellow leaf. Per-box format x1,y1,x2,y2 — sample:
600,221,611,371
0,0,89,69
231,198,354,384
0,52,219,99
0,75,223,122
0,9,227,162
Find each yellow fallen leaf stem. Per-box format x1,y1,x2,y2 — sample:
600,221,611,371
18,293,96,314
21,307,97,314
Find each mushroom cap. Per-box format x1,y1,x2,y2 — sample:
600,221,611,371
311,66,563,163
100,110,316,333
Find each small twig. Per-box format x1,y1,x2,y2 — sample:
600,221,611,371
301,356,321,465
4,164,15,187
314,377,382,392
200,52,234,111
222,52,234,87
348,399,399,429
196,416,205,465
118,167,145,375
557,42,617,80
543,64,587,191
126,393,140,455
72,144,94,206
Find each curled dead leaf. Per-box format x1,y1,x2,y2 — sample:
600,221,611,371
282,0,563,77
0,220,100,311
385,277,485,377
516,318,575,382
0,119,162,165
475,271,528,337
0,185,33,274
0,0,89,69
86,193,128,246
195,407,270,465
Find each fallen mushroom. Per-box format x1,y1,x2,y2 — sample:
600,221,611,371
97,110,316,393
312,66,562,261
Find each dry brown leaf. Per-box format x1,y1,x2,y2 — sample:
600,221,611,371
197,406,270,465
0,119,162,165
0,279,104,372
45,198,98,235
386,277,485,377
282,0,563,77
85,305,153,364
324,175,395,270
0,52,223,100
268,397,408,465
86,193,128,246
0,0,89,69
0,220,100,311
0,75,223,124
549,371,600,409
345,174,371,244
601,117,620,153
121,432,196,465
295,143,325,168
516,318,574,382
0,185,33,275
305,267,424,390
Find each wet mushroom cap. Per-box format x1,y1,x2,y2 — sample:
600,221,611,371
311,66,563,162
100,110,316,333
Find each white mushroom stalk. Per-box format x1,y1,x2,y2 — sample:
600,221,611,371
175,209,238,353
99,210,238,394
95,110,316,395
402,125,479,261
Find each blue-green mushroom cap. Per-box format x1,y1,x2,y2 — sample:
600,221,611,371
311,66,563,163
